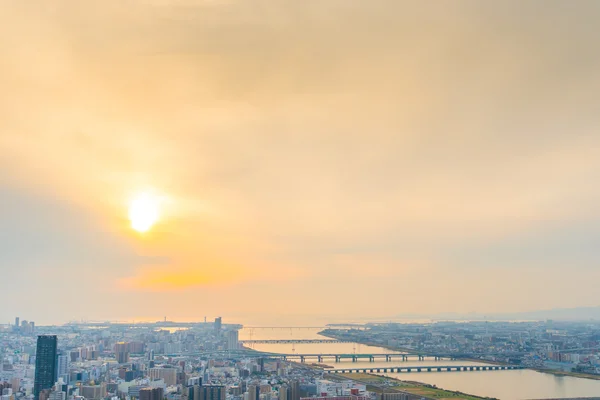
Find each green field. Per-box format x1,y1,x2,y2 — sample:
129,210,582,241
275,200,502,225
335,373,494,400
395,384,490,400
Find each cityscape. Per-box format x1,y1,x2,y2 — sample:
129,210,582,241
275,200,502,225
2,319,600,400
2,1,600,400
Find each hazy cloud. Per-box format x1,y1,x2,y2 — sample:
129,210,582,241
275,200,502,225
1,0,599,323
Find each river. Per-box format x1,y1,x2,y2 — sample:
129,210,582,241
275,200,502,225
240,327,600,400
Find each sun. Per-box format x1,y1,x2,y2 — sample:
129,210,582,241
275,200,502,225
129,192,160,233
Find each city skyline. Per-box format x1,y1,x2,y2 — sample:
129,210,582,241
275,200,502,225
2,0,600,324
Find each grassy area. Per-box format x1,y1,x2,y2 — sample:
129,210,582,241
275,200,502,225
395,384,489,400
337,373,388,383
335,373,495,400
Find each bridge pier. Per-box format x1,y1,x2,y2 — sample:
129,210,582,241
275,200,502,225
386,355,390,362
352,356,357,363
318,356,322,362
300,356,305,363
369,356,374,362
335,355,340,362
418,355,424,361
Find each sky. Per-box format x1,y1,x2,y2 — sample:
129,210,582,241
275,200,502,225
1,0,599,326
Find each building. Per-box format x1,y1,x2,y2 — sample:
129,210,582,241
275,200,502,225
289,381,300,400
300,397,367,400
129,342,145,354
39,389,52,400
316,381,366,397
247,385,260,400
198,386,226,400
214,317,222,333
15,317,19,329
377,394,410,400
227,330,239,351
148,368,177,386
34,335,58,400
80,385,106,400
258,358,265,373
48,391,66,400
128,385,146,398
56,354,69,383
139,387,164,400
114,342,130,364
279,386,288,400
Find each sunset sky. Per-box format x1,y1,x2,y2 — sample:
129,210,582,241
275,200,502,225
1,1,599,325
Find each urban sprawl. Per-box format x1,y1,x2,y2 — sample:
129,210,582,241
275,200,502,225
2,319,600,400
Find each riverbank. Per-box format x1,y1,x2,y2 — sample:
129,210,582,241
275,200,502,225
532,368,600,381
320,330,600,382
327,372,496,400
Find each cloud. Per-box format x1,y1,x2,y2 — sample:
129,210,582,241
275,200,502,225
1,0,600,322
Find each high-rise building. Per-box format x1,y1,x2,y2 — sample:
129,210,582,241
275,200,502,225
214,317,222,333
227,330,239,351
15,318,19,329
34,335,58,400
289,381,300,400
139,387,164,400
148,367,177,386
114,342,130,364
248,385,260,400
56,354,69,383
11,378,20,392
128,341,145,354
197,386,226,400
279,386,288,400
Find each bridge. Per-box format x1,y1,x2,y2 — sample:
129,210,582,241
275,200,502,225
276,353,453,363
325,365,524,374
241,339,349,344
242,327,326,330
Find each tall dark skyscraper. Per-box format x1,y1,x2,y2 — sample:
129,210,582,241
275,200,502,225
34,335,58,400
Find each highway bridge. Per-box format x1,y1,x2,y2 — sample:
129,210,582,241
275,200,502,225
243,325,365,330
241,339,349,344
325,365,524,374
242,327,327,330
276,353,452,362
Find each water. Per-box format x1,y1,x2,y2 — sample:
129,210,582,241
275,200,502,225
240,327,600,400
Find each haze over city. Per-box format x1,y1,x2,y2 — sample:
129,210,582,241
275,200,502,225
1,0,600,326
